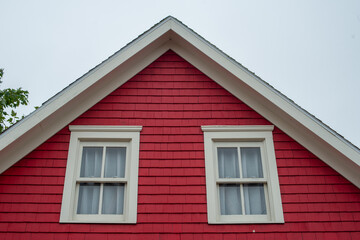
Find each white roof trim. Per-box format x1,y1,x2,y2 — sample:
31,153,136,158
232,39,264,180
0,16,359,188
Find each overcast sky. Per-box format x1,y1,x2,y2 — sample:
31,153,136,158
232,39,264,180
0,1,359,147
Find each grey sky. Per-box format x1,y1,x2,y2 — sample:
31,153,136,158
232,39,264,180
0,1,359,147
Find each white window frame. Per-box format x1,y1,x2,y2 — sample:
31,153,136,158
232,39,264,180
60,125,142,223
202,125,284,224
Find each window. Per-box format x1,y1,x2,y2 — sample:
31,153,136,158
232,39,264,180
60,125,142,223
202,125,284,224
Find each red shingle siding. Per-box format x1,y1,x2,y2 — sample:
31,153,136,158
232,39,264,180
0,50,359,239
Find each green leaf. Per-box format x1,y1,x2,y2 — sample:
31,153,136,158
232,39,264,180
11,110,17,117
0,68,30,133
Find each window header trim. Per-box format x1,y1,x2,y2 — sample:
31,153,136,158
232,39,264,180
202,125,274,132
69,125,143,132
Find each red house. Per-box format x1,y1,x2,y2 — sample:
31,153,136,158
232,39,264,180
0,16,359,239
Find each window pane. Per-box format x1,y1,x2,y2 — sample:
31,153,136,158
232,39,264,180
244,184,266,215
80,147,103,177
218,148,239,178
77,183,100,214
102,183,125,214
104,147,126,178
241,147,263,178
219,184,242,215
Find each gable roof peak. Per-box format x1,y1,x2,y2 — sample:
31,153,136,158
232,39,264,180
0,17,359,188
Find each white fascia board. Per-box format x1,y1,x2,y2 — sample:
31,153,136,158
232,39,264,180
166,33,360,187
0,16,359,188
0,19,174,174
0,18,172,150
168,19,360,163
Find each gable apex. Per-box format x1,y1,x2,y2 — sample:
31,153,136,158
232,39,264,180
0,16,359,188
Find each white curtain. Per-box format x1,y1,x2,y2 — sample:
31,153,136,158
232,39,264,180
77,183,100,214
80,147,103,177
219,184,242,215
218,147,266,215
243,184,266,215
102,183,125,214
241,147,263,178
104,147,126,178
218,148,241,215
78,147,126,215
217,148,239,178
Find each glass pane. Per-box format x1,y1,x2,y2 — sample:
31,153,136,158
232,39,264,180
80,147,103,177
241,147,263,178
77,183,100,214
102,183,125,214
217,148,239,178
104,147,126,178
219,184,242,215
244,184,266,215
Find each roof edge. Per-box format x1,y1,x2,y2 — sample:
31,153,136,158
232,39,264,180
0,16,359,188
167,16,360,156
0,16,175,150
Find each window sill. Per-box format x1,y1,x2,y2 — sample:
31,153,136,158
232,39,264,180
60,219,137,224
208,220,285,224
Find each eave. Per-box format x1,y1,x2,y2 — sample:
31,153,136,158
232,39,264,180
0,16,359,188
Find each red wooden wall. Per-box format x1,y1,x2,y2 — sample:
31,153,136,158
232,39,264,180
0,50,359,240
